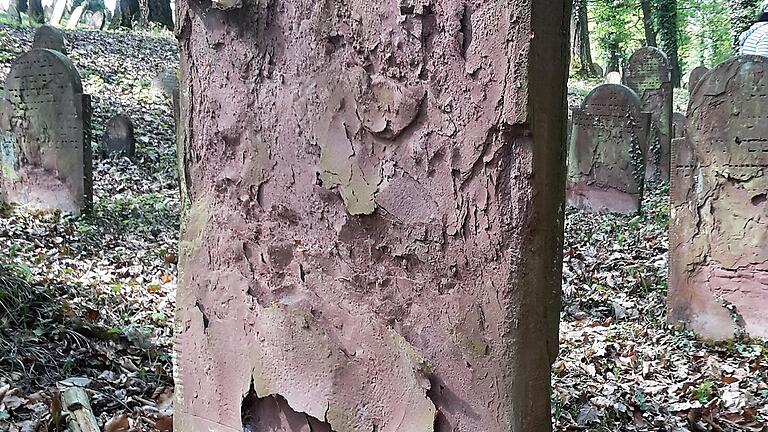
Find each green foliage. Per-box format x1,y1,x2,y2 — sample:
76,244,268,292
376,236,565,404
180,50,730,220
591,0,646,70
679,0,733,75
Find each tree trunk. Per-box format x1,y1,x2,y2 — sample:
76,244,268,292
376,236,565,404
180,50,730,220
607,37,622,73
27,0,44,22
147,0,172,30
657,0,681,86
640,0,657,47
173,1,569,432
572,0,597,76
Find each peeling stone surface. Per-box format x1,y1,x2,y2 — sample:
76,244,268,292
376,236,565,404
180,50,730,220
567,84,650,214
669,56,768,341
687,65,709,97
0,48,92,215
624,47,673,182
173,0,569,431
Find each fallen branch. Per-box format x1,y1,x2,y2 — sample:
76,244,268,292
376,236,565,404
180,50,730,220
61,387,100,432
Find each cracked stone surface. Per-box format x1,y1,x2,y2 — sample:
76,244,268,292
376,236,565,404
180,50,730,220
687,65,709,97
669,56,768,341
173,1,569,431
624,47,673,182
567,84,650,215
0,48,92,215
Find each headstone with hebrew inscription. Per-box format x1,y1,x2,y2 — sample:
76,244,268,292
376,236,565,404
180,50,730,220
33,25,67,55
669,56,768,340
624,47,673,182
687,66,709,96
567,84,650,214
0,49,92,215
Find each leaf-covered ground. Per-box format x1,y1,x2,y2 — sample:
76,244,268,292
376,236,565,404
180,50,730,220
0,25,178,431
0,25,765,432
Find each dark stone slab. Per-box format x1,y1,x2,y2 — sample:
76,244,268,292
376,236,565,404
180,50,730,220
567,84,650,214
33,24,67,55
669,56,768,340
103,114,135,158
0,49,92,215
624,47,673,182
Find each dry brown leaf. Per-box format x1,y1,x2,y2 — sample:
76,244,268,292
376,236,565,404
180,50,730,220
105,413,130,432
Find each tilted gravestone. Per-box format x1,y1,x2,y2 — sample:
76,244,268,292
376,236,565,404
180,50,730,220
85,10,105,29
103,114,135,158
672,111,685,138
687,65,709,96
669,56,768,340
624,47,673,182
605,71,621,84
66,3,86,29
593,63,604,77
0,49,92,215
33,24,67,55
49,0,67,26
567,84,651,214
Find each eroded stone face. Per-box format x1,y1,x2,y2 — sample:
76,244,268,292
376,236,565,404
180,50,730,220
32,25,67,54
624,47,673,182
567,84,650,214
0,49,92,215
687,65,709,97
174,1,568,431
672,111,685,138
669,56,768,340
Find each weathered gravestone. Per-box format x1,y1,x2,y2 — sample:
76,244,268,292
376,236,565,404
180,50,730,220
33,24,67,55
85,11,105,29
66,3,85,29
0,49,92,214
49,0,66,26
687,65,709,96
593,63,604,77
150,68,179,99
103,114,135,158
624,47,673,182
669,56,768,340
672,111,685,138
567,84,651,214
605,71,621,84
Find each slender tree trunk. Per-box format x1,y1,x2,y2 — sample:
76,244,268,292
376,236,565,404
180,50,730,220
572,0,597,76
640,0,657,46
27,0,44,22
173,1,569,431
657,0,681,86
607,37,622,73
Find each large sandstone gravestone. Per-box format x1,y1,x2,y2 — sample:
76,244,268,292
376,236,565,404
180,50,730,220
624,47,673,182
687,65,709,96
33,25,67,55
567,84,651,214
0,49,92,214
669,56,768,340
103,114,135,158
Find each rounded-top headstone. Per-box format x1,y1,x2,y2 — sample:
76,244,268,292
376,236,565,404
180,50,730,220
624,46,673,181
605,71,622,84
103,114,135,158
567,84,650,214
33,25,67,55
1,49,91,214
687,65,709,96
669,56,768,340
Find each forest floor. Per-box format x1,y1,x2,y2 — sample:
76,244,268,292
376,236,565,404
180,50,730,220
0,25,766,432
